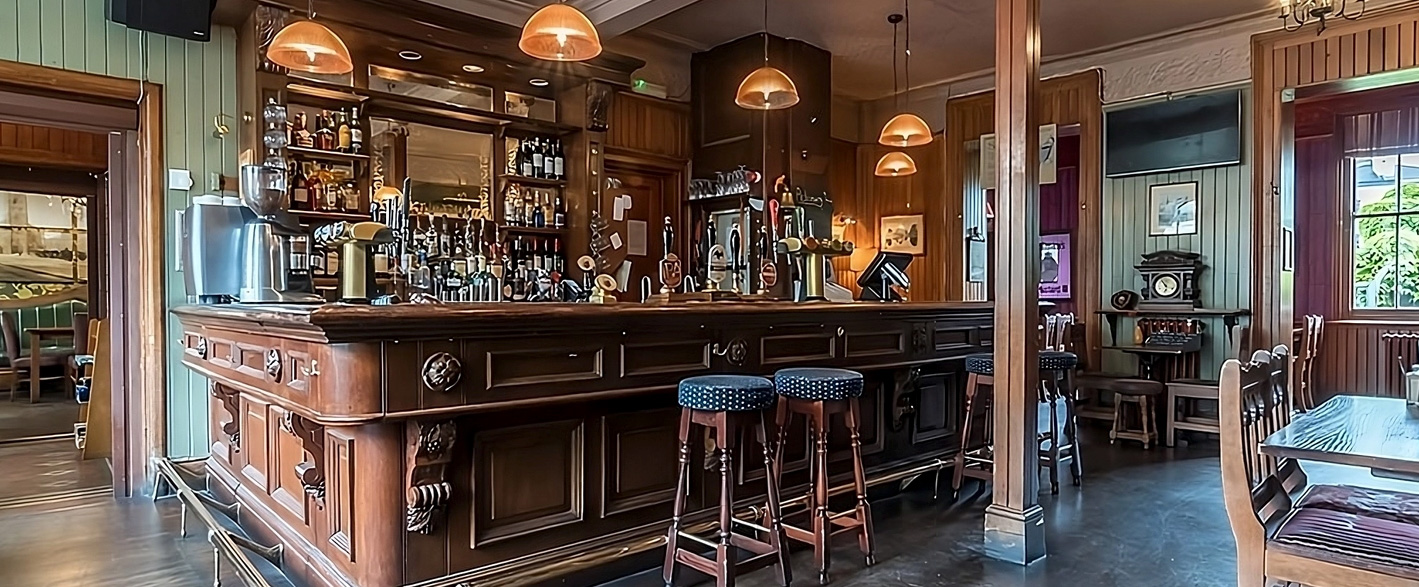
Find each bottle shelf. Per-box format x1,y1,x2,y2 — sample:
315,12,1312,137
291,209,369,222
501,225,567,235
501,175,566,188
288,146,370,163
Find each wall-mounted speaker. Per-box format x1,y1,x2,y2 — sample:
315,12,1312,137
106,0,218,42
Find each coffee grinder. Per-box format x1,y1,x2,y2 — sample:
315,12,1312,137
237,163,322,304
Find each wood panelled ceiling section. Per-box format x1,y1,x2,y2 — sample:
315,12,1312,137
414,0,1273,100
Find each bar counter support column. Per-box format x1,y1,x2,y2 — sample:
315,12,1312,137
984,0,1045,566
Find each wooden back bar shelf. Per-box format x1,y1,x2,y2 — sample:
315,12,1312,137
174,301,990,587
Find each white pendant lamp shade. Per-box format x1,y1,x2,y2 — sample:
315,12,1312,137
267,20,354,75
520,3,603,62
879,113,933,147
735,66,800,110
874,151,917,177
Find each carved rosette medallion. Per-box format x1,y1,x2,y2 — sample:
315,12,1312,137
194,336,208,360
406,420,457,534
421,352,463,393
714,337,749,367
265,349,282,382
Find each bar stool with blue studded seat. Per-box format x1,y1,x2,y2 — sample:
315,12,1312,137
769,367,874,585
663,375,791,587
951,350,1083,497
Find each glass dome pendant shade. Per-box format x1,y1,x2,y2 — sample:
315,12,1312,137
735,66,800,110
875,151,917,177
879,113,933,147
520,3,603,62
267,19,353,75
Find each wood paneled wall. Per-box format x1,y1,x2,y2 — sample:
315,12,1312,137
0,0,240,458
1100,161,1253,377
0,121,107,170
605,91,691,161
1252,5,1419,351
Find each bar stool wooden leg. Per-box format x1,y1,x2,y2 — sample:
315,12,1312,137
757,411,792,587
846,397,876,566
1141,395,1154,450
715,413,738,587
952,373,980,499
663,409,693,586
1046,382,1061,495
1110,393,1124,444
810,407,832,585
1065,372,1083,486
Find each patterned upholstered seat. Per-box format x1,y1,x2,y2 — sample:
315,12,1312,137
1270,508,1419,580
677,375,777,412
774,368,864,401
963,351,1079,376
1297,484,1419,526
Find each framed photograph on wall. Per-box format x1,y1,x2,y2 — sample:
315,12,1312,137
881,214,924,255
1148,181,1199,236
1039,232,1071,300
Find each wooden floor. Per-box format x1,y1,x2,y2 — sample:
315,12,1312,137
0,389,81,441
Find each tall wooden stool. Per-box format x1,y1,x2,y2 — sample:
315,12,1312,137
951,350,1082,498
664,375,791,587
770,368,872,585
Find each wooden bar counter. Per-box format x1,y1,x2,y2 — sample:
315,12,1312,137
173,301,991,587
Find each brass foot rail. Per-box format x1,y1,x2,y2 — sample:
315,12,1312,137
152,457,286,587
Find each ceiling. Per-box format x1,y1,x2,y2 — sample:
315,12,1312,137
421,0,1275,100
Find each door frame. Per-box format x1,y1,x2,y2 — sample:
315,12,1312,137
0,60,166,498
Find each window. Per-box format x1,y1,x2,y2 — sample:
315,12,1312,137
1350,153,1419,308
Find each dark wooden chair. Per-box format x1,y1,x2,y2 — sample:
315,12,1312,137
1164,323,1250,447
1,311,71,402
1296,314,1324,412
1222,346,1419,587
67,312,96,399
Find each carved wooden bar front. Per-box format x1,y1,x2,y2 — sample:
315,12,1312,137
174,302,991,587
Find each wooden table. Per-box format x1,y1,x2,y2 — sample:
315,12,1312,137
1261,395,1419,482
26,326,72,403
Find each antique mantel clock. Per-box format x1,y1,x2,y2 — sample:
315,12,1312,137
1135,250,1204,310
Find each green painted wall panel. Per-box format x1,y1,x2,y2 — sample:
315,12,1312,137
0,0,237,458
1100,93,1253,380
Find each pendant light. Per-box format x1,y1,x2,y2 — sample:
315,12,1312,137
874,151,918,177
735,0,799,110
267,0,353,75
878,3,931,147
520,1,603,62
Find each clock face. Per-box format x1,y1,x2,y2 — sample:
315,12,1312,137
1153,274,1180,297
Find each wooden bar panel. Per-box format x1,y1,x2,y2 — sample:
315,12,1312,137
606,91,691,161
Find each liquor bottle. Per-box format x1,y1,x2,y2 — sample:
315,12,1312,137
293,112,313,148
530,138,544,179
347,107,363,154
305,165,324,211
553,139,565,180
553,195,565,229
520,140,534,177
439,215,452,257
532,192,546,228
553,237,564,275
291,162,309,210
542,140,555,179
522,189,535,226
337,110,352,153
326,246,341,276
342,181,360,213
505,185,521,227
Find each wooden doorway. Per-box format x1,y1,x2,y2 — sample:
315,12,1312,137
0,60,165,498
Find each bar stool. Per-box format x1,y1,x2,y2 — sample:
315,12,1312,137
1074,374,1166,449
951,350,1082,498
664,375,791,587
770,368,873,585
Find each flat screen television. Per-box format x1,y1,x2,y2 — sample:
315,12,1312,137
1105,89,1242,178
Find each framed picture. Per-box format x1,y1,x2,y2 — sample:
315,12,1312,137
881,214,924,255
1039,232,1071,300
1148,181,1199,236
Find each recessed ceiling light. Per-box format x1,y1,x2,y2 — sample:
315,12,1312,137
398,50,422,61
529,78,550,87
462,64,485,73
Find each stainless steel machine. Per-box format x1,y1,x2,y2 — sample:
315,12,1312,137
236,164,322,304
181,194,250,303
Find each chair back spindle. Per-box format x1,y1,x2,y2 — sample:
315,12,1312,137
1221,346,1303,552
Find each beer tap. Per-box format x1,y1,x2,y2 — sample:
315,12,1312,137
729,222,742,294
658,216,682,294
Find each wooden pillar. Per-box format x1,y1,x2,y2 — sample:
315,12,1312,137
984,0,1045,565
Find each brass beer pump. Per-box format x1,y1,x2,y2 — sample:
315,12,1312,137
313,221,395,303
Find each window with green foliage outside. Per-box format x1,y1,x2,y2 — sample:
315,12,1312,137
1352,154,1419,308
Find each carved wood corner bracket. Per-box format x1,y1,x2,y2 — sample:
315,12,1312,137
891,366,923,432
284,412,327,506
406,420,457,534
211,382,242,451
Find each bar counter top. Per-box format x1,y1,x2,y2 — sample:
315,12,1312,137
173,299,994,587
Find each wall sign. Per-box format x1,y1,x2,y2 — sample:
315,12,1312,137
980,123,1058,190
1040,232,1072,300
881,214,924,255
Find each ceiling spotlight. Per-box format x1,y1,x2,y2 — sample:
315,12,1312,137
529,78,550,87
462,64,485,73
398,50,422,61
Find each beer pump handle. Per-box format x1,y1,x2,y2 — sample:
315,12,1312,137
662,216,673,259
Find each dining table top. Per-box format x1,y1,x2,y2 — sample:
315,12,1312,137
25,326,74,336
1261,395,1419,481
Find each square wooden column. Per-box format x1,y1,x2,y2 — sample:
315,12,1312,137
983,0,1045,566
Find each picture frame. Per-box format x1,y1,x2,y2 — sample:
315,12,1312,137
880,214,924,255
1148,181,1199,236
1039,232,1072,300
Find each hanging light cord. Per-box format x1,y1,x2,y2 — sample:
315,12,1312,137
762,0,770,64
308,0,316,19
891,16,900,110
904,0,912,103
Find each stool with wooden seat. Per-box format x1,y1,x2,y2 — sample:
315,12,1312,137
770,368,872,585
952,350,1082,498
1164,324,1250,447
1075,373,1166,449
663,375,791,587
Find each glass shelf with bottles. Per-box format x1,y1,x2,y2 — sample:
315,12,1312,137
501,183,565,231
504,135,568,183
286,159,366,216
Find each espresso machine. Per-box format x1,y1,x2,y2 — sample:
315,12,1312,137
236,164,323,304
182,194,250,303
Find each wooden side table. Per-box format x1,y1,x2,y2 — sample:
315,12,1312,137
26,326,74,403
